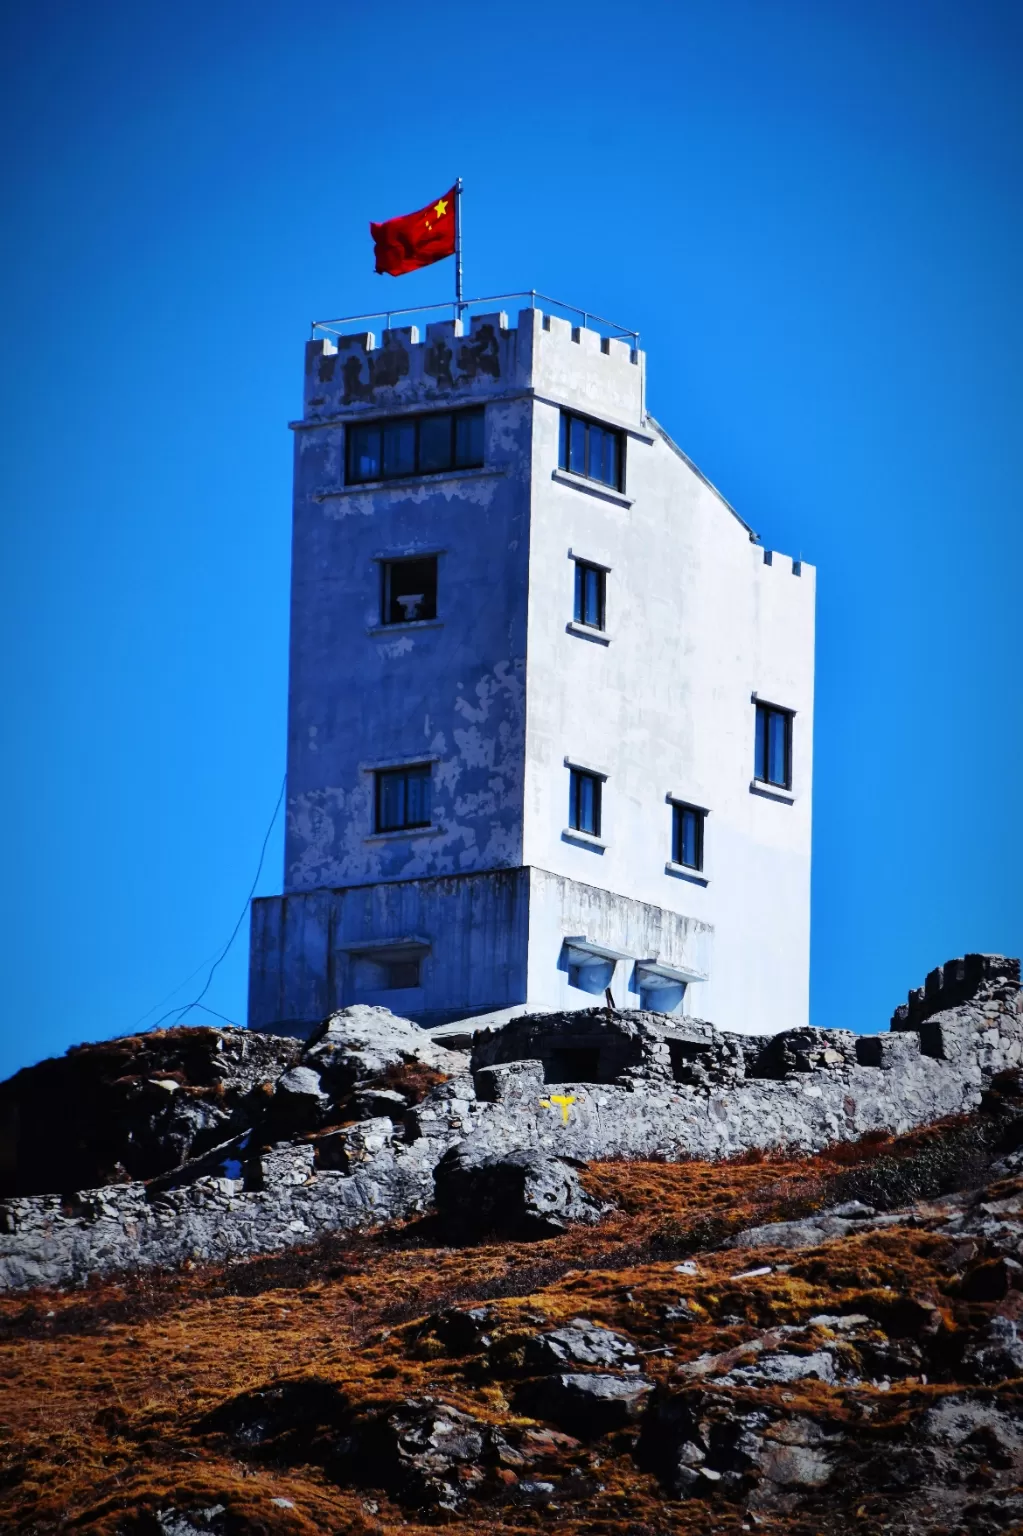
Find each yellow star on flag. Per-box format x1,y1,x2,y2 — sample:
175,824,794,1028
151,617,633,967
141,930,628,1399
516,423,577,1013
434,198,449,218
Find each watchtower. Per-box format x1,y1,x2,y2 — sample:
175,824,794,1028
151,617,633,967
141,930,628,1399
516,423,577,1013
248,301,814,1036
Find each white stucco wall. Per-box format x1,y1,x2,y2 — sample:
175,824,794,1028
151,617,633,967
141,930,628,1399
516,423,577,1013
522,315,815,1034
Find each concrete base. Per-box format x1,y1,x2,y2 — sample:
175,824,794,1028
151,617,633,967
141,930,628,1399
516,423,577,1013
248,866,713,1039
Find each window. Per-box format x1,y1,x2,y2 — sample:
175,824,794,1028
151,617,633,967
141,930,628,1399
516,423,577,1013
381,556,438,625
352,952,422,992
375,764,432,832
347,407,484,485
755,702,793,789
558,410,623,490
671,802,705,870
569,768,602,837
381,956,421,989
573,560,606,630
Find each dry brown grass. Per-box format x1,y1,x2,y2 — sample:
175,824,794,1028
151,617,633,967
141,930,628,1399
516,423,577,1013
0,1121,1019,1535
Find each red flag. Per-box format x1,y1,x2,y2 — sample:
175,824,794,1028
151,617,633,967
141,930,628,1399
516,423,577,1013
370,185,457,277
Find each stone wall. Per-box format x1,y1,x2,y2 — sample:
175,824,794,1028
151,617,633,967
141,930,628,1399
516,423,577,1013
2,955,1019,1293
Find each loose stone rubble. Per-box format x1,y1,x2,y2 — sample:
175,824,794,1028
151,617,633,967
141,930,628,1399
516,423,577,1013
0,955,1019,1292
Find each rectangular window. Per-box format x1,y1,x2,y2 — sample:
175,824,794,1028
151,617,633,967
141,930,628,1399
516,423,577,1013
346,407,484,485
353,952,422,992
381,556,438,625
558,410,623,491
569,768,602,837
382,956,421,989
671,802,705,870
375,764,432,832
573,560,606,629
755,702,793,789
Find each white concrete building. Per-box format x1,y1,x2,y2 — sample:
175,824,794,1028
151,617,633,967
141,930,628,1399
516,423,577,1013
248,303,815,1037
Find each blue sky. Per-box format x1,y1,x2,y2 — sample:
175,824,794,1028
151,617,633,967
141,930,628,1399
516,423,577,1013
1,0,1020,1078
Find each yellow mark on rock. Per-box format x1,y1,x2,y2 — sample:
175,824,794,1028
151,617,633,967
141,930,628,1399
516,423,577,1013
539,1093,577,1124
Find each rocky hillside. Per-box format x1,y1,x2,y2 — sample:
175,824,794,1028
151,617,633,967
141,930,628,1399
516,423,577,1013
1,1077,1022,1535
1,956,1021,1533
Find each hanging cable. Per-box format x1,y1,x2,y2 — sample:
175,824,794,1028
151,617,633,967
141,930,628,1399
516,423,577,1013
147,771,286,1033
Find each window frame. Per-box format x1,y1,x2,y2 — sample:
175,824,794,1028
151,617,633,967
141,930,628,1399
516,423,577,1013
568,767,603,838
558,409,625,492
379,555,439,626
573,559,606,630
670,800,706,871
346,406,485,486
373,763,433,833
754,701,794,790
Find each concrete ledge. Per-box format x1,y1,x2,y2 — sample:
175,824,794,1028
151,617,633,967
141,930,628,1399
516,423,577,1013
665,862,710,886
551,469,633,509
364,825,443,843
366,620,444,636
562,828,606,853
566,621,611,646
311,467,508,499
750,780,795,805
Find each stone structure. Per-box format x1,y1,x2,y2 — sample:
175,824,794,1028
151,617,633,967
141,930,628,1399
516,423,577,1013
1,955,1018,1292
248,303,815,1038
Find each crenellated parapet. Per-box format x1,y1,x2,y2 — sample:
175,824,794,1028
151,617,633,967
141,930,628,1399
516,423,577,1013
302,306,645,425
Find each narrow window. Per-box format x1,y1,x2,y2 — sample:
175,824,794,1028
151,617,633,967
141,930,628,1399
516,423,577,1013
671,802,705,870
454,408,484,467
573,560,606,629
381,556,438,625
557,410,624,491
417,412,453,474
348,423,382,483
381,420,415,478
375,764,432,832
569,768,602,837
755,703,793,789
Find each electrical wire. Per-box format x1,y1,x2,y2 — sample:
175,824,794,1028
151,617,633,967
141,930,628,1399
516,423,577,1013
147,772,286,1033
126,943,226,1033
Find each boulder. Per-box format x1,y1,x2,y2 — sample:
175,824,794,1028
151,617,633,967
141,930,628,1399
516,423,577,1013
524,1321,636,1371
433,1144,607,1241
304,1006,465,1095
515,1372,653,1439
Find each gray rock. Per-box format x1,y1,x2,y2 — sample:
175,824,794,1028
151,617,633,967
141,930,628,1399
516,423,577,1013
962,1315,1023,1383
305,1005,464,1093
727,1212,903,1250
754,1441,834,1488
516,1372,653,1439
717,1349,838,1387
524,1321,636,1370
353,1086,409,1119
156,1509,227,1536
433,1144,607,1241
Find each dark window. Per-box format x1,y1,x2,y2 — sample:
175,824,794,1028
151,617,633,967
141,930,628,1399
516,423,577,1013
346,407,484,484
671,802,705,870
382,957,421,989
375,764,432,832
569,768,602,837
755,703,793,789
558,410,623,490
381,556,438,625
573,560,606,629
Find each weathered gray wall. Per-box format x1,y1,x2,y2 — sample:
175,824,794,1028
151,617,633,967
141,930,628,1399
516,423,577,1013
287,317,532,893
249,868,531,1032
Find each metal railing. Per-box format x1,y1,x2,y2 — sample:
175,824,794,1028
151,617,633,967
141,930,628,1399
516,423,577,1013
311,290,639,349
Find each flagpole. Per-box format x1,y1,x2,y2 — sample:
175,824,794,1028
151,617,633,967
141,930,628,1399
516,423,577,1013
454,177,464,323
